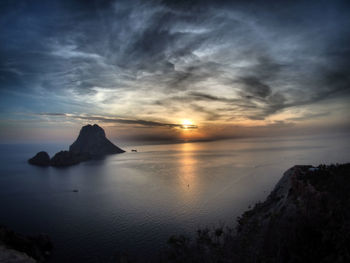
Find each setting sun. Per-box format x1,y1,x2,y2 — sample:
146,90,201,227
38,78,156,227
182,119,193,125
181,119,194,129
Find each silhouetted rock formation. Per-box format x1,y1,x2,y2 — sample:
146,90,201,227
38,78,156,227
28,152,50,166
0,225,53,262
0,245,36,263
50,151,80,167
28,124,124,167
69,124,124,157
164,163,350,263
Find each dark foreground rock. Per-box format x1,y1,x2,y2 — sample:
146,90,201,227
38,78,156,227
0,245,36,263
163,163,350,263
27,152,50,166
28,124,125,167
0,225,53,263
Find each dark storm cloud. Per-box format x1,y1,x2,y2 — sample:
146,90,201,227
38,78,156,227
187,92,257,109
188,90,287,121
238,77,272,98
1,0,350,123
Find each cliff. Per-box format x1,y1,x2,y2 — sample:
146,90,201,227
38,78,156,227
0,246,36,263
164,163,350,263
0,226,52,263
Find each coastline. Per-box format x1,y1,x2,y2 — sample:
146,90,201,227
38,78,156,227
3,163,349,262
163,163,350,263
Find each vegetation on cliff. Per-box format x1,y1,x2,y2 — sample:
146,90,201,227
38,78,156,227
164,163,350,263
0,226,52,263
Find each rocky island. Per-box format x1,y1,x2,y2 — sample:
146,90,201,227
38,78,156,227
28,152,51,167
28,124,125,167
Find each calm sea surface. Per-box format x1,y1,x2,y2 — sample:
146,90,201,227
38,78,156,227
0,134,349,262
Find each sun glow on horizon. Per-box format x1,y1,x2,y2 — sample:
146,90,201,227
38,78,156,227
181,119,194,129
182,119,193,125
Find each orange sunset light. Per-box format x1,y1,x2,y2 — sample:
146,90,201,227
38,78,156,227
181,119,195,129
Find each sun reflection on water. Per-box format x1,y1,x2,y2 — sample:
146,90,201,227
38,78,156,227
178,142,199,201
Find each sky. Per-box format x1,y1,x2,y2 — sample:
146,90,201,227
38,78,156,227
0,0,350,143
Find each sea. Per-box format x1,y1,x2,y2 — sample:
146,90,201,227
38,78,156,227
0,133,349,262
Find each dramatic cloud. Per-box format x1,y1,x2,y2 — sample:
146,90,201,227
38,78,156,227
0,0,349,141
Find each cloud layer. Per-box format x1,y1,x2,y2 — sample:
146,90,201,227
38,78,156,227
0,0,349,141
